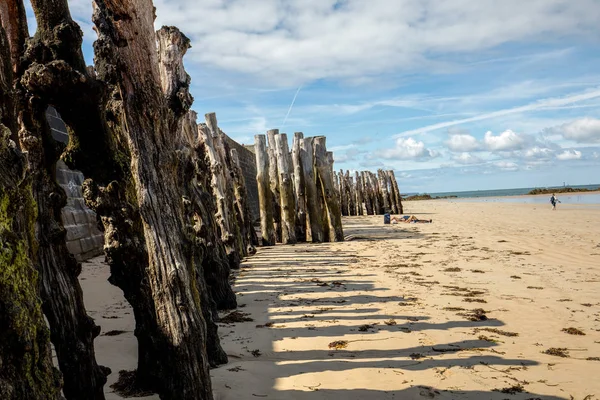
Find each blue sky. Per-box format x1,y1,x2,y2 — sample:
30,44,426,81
25,0,600,193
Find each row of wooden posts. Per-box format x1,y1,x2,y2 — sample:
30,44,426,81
0,0,407,395
335,169,404,216
254,131,345,246
198,112,258,267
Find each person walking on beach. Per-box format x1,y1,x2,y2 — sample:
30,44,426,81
550,193,560,210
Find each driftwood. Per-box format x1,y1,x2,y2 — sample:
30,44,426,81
274,133,297,244
254,134,275,245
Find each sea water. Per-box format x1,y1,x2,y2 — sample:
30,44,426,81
429,184,600,199
451,193,600,205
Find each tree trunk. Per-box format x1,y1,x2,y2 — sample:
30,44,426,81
1,24,62,398
92,1,214,397
266,129,282,242
300,136,323,243
291,132,306,242
388,170,403,214
274,133,296,244
314,137,343,242
254,134,275,246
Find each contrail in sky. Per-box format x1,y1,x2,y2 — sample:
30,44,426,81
282,86,302,128
394,87,600,138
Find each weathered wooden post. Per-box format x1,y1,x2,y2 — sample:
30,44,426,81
355,170,364,215
333,169,340,196
368,172,381,214
346,170,356,216
314,137,344,241
385,170,398,214
301,137,324,242
1,2,111,398
339,169,348,216
292,132,307,242
377,169,391,213
361,171,373,215
388,170,404,214
254,134,276,245
212,125,246,258
231,148,258,253
267,129,282,242
202,115,240,268
275,133,297,244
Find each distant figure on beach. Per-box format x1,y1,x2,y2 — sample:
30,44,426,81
391,215,432,223
550,193,560,210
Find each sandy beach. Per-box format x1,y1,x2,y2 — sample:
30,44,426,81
80,199,600,399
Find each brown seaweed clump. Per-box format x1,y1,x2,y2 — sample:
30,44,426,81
220,311,254,324
562,327,585,336
543,348,570,358
328,340,349,349
111,370,155,397
493,384,524,394
475,328,519,337
458,308,488,321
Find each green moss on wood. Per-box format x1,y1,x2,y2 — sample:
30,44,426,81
0,185,61,398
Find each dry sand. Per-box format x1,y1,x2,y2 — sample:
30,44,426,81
80,199,600,399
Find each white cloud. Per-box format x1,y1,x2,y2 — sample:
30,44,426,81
494,161,519,171
359,159,384,168
484,129,526,151
522,146,554,159
380,138,438,160
446,134,481,152
330,144,357,152
556,149,582,160
551,118,600,143
452,152,484,165
140,0,600,86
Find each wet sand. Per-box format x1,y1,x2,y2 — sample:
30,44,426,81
81,200,600,399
